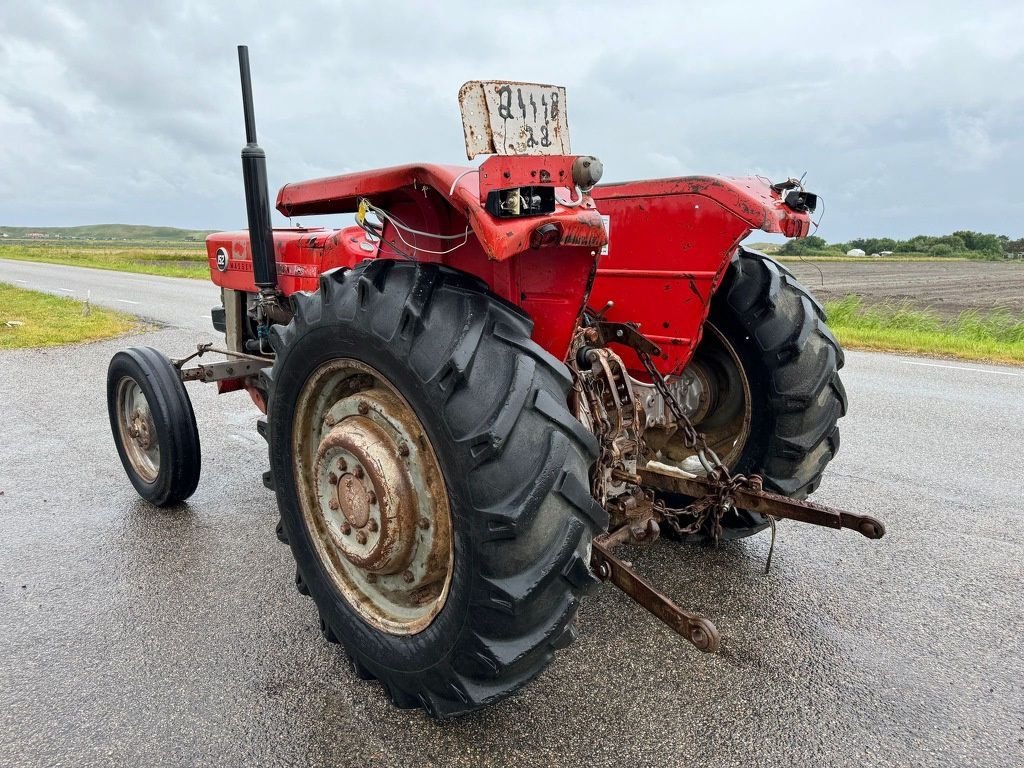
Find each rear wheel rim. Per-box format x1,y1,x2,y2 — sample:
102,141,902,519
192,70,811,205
673,322,753,471
292,358,454,635
115,377,160,483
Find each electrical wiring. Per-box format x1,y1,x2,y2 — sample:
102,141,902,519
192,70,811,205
356,198,472,257
448,168,480,196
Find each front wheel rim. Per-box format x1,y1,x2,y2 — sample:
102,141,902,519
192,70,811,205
292,359,454,636
116,377,160,483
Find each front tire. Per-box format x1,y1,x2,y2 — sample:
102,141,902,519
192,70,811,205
265,260,606,718
107,347,201,506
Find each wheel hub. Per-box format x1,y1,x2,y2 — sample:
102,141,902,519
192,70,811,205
649,322,753,472
314,416,417,575
130,408,154,450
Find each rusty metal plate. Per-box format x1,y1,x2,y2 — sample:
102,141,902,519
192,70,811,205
459,81,570,159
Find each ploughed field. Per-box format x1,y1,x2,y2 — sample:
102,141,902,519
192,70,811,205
783,260,1024,319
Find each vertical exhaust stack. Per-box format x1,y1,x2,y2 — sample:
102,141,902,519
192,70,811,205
237,45,277,292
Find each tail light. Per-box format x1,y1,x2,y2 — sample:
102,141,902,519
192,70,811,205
530,222,562,249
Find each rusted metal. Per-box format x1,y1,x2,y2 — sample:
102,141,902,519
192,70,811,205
568,318,883,648
640,467,886,539
591,538,720,653
458,81,570,159
114,377,159,483
179,357,272,383
174,343,274,384
292,358,454,635
570,342,644,512
316,417,415,573
589,321,662,357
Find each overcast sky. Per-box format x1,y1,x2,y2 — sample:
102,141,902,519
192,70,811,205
1,1,1022,241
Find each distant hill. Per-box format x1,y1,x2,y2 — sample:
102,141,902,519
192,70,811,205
0,224,214,242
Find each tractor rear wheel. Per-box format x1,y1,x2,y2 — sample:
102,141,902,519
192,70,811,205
107,346,201,506
661,247,847,539
264,260,606,718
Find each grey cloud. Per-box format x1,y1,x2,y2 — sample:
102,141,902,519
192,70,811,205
1,0,1022,239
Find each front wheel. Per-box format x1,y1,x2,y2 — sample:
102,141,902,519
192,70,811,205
660,247,847,538
107,347,201,506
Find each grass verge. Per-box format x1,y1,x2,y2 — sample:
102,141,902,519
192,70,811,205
824,295,1024,365
0,243,208,279
0,284,137,349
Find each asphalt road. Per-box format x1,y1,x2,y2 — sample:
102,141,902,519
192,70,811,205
0,258,220,331
1,263,1022,767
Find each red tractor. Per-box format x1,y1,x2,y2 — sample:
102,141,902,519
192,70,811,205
107,48,883,718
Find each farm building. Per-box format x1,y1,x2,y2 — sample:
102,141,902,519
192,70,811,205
846,248,866,257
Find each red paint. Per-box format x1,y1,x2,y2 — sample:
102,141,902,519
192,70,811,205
588,175,808,376
207,160,812,399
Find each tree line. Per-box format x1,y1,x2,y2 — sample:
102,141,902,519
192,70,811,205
779,231,1024,258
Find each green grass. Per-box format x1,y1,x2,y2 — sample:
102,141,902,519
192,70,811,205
824,295,1024,365
0,242,208,279
0,284,138,349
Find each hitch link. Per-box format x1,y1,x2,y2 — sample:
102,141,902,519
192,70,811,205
591,537,720,653
172,343,274,384
640,468,886,539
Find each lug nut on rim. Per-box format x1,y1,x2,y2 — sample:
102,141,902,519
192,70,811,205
367,519,379,532
356,530,367,545
357,401,369,415
328,499,339,510
341,522,352,535
402,570,414,583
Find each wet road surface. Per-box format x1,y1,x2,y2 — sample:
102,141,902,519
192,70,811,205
1,264,1022,767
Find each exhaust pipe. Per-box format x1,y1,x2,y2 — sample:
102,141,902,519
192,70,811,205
237,45,277,292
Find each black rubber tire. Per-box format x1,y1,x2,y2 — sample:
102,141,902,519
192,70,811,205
678,247,847,539
264,260,607,719
107,346,201,506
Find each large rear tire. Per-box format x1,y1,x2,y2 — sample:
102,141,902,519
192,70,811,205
663,247,847,539
264,260,606,718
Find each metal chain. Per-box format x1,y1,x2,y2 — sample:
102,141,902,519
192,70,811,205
637,346,780,571
638,349,749,538
637,350,736,481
